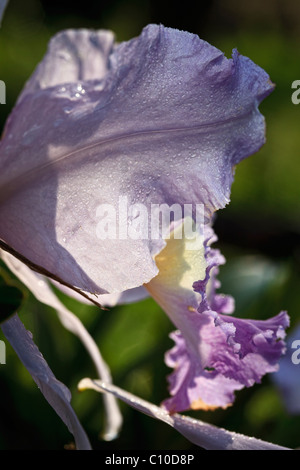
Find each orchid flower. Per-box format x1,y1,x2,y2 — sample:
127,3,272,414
0,20,290,449
143,221,288,412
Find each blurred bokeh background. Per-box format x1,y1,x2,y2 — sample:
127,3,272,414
0,0,300,450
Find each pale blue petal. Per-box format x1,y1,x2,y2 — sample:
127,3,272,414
1,314,91,449
0,25,274,296
78,379,290,450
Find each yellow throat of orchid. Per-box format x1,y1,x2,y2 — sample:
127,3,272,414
145,218,207,331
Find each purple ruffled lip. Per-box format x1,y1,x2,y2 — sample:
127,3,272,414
146,224,289,413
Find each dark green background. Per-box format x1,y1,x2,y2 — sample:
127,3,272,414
0,0,299,450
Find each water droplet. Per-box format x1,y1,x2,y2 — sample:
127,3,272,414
77,83,86,94
58,50,71,61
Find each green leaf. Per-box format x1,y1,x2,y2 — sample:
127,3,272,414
0,270,24,323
